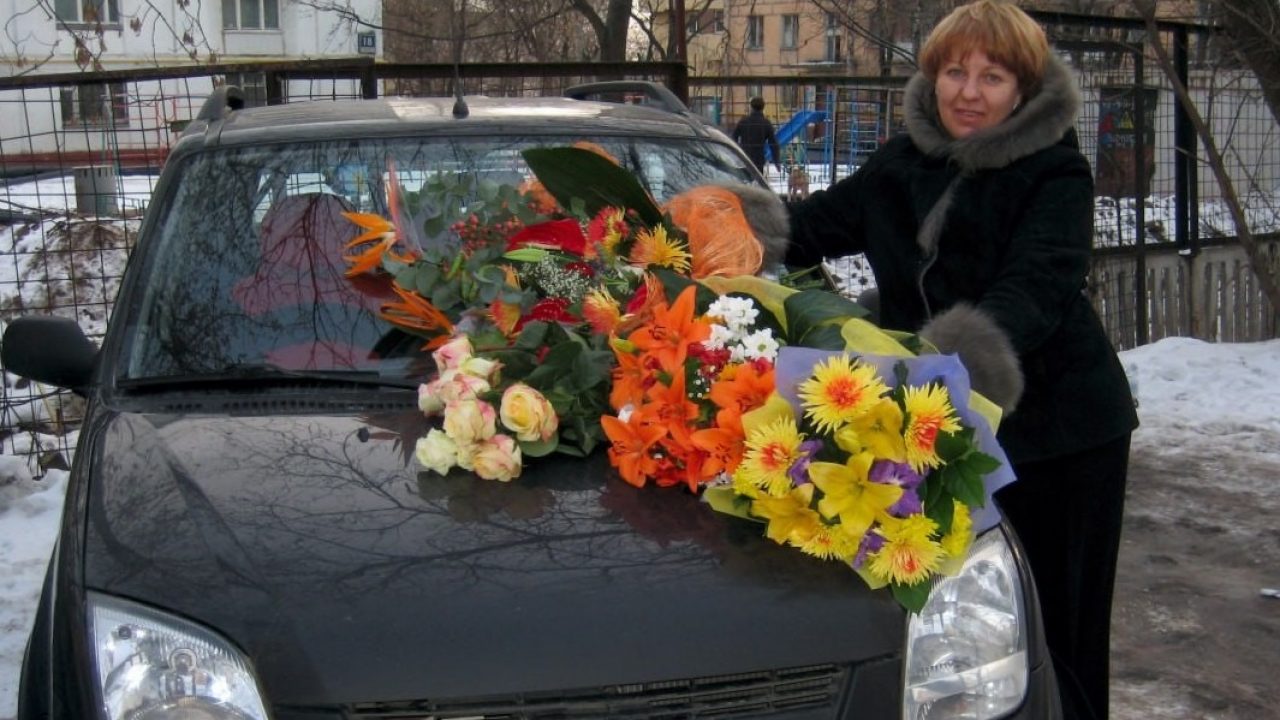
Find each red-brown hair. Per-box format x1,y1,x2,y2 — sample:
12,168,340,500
919,1,1050,94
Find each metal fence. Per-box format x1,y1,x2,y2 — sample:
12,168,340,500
3,12,1279,472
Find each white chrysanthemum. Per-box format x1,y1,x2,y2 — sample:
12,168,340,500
706,296,759,333
706,323,736,351
740,329,780,362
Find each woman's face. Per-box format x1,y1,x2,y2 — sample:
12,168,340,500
934,50,1022,139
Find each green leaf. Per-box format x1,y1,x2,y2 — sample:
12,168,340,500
513,321,550,350
926,490,955,535
784,289,868,343
518,436,559,458
522,147,663,226
797,324,847,351
891,581,932,614
430,279,461,310
503,247,550,263
649,267,719,310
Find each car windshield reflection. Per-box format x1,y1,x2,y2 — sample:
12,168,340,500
119,135,753,384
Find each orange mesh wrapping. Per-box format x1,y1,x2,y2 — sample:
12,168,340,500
664,186,764,278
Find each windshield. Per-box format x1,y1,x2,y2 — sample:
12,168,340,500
118,134,757,384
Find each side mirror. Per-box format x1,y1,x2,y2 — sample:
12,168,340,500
1,316,99,394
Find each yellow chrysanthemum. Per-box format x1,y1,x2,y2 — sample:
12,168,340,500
808,452,902,541
867,514,943,586
597,208,628,260
902,383,962,473
797,355,890,434
733,416,806,498
940,500,974,559
582,287,623,335
750,484,822,546
629,224,692,272
799,525,860,562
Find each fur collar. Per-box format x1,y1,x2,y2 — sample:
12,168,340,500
904,54,1080,173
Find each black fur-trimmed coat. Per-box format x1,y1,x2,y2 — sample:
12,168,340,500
784,56,1139,463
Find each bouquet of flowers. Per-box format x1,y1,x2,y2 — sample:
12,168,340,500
340,145,1014,611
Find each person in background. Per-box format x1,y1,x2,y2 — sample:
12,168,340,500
732,96,783,176
731,2,1139,717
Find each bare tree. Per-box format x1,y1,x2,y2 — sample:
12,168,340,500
1212,0,1280,129
1130,0,1280,317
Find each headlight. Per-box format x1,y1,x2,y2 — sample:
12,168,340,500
902,527,1028,720
88,592,269,720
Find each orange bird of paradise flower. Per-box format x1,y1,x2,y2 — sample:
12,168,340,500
379,285,455,349
342,162,420,277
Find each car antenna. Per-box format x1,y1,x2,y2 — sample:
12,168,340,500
451,0,469,119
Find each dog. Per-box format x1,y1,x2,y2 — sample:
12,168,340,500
787,165,810,201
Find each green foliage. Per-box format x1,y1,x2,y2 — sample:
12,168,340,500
784,289,868,345
522,147,664,226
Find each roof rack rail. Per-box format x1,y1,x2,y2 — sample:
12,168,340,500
195,86,247,123
564,81,689,114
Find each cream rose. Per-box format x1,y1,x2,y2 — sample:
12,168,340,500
471,434,523,482
460,355,501,383
499,383,559,442
413,429,458,475
442,399,497,445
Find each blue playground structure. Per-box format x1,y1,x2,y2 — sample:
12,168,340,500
765,109,827,163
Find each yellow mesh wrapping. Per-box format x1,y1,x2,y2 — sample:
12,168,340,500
664,186,765,278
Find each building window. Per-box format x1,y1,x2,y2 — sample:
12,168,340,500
59,83,129,128
686,9,725,36
825,13,842,62
223,0,279,30
781,84,799,109
54,0,119,24
223,72,269,107
746,15,764,49
781,15,799,49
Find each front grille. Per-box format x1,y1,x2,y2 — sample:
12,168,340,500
347,663,848,719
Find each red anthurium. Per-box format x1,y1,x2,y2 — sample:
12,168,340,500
506,218,587,256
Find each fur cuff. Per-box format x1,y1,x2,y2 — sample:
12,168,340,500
919,303,1025,414
719,182,790,268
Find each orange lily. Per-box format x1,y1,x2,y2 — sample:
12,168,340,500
379,285,455,349
627,285,710,373
690,426,745,484
601,414,665,488
643,370,700,449
709,362,777,435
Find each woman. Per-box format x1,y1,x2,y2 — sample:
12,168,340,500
780,2,1139,718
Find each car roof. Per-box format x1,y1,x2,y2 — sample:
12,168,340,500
179,94,725,151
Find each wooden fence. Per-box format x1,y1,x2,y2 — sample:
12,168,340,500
1090,238,1279,349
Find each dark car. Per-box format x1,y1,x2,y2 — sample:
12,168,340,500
3,83,1061,720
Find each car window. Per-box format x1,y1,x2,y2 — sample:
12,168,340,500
119,134,757,383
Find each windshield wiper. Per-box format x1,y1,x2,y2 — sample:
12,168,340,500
117,363,421,391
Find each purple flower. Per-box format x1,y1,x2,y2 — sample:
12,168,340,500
869,460,924,517
853,530,886,568
788,439,825,486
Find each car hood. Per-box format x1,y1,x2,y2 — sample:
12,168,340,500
82,407,904,706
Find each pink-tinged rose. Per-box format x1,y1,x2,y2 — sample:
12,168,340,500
429,368,490,406
443,399,497,445
500,383,559,442
453,441,478,471
418,382,445,415
414,429,458,475
471,434,523,482
433,335,474,371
